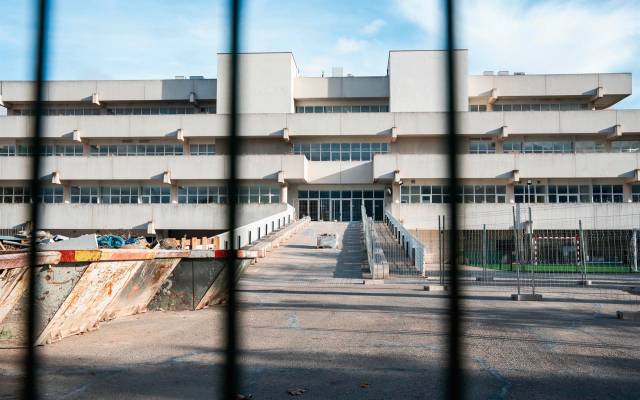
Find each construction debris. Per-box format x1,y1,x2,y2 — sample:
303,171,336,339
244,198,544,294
39,234,98,250
159,238,180,249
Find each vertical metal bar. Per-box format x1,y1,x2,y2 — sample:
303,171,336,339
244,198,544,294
438,216,442,284
512,206,520,295
25,0,50,398
528,207,535,296
442,214,446,286
579,220,587,282
443,0,462,398
482,224,486,282
633,229,638,272
224,0,243,398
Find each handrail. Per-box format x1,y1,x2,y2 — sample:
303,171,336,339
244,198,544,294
384,210,426,276
214,204,296,249
362,205,389,279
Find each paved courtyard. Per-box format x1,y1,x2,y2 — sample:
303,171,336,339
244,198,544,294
1,222,639,399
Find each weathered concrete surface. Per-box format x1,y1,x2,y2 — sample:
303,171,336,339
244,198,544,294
1,222,640,399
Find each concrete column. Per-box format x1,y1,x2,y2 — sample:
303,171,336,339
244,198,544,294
280,185,288,203
82,143,91,156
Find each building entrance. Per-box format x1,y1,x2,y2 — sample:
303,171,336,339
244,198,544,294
298,189,384,221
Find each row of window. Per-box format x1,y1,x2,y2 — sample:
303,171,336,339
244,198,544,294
400,184,640,204
299,190,385,199
470,140,576,154
0,144,85,157
0,143,216,157
0,185,280,204
90,144,185,156
468,140,640,154
0,187,69,204
400,185,507,204
292,143,390,161
295,105,389,113
514,184,626,203
14,108,101,116
111,106,216,115
13,106,216,116
469,103,590,112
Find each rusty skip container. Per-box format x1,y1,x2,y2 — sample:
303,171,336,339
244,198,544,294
0,249,187,347
101,250,189,321
0,251,61,346
149,250,256,312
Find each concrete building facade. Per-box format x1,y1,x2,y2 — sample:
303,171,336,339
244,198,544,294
0,50,636,236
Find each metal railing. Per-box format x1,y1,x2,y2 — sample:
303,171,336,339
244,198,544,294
214,204,296,249
361,206,389,279
383,211,426,276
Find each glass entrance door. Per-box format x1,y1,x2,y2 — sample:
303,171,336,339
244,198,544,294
331,199,341,221
298,189,385,222
364,199,374,218
341,200,351,221
299,200,308,219
320,198,330,221
351,199,362,221
374,200,384,221
309,199,319,221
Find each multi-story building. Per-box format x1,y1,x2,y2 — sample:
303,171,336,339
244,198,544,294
0,50,636,241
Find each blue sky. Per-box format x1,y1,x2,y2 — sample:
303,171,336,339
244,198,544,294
1,0,639,107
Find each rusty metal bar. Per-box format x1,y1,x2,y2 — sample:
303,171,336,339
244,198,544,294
224,0,243,398
25,0,50,397
443,0,463,399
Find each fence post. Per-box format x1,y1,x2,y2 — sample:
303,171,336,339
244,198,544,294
632,229,638,273
579,220,587,282
438,216,442,285
512,206,520,295
482,224,487,282
529,207,535,296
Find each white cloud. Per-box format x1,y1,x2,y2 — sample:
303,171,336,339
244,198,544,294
336,37,368,54
361,18,386,35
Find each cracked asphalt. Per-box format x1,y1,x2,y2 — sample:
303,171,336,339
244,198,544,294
1,222,639,399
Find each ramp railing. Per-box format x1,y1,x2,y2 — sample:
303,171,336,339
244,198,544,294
384,211,426,276
214,204,296,249
362,206,389,279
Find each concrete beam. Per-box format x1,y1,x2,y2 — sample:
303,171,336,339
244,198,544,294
91,93,100,106
496,125,509,141
393,170,402,185
282,127,290,142
163,171,171,184
72,129,81,143
146,221,156,235
607,124,623,140
176,128,185,142
189,92,198,106
391,126,398,142
626,169,640,184
488,88,498,104
509,169,520,184
51,171,61,185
